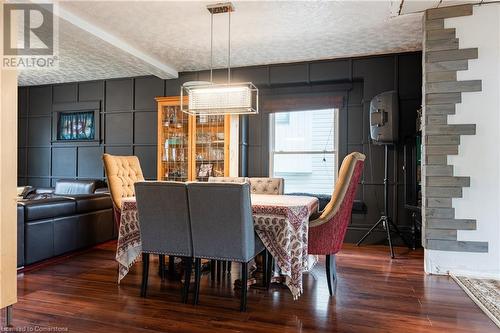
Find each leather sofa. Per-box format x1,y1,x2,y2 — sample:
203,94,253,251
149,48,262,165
17,179,115,267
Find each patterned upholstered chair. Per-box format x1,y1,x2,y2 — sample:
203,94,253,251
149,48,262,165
102,154,145,227
134,181,193,303
247,177,284,195
308,152,365,296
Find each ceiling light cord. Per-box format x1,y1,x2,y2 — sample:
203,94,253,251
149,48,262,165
210,12,214,83
228,8,231,85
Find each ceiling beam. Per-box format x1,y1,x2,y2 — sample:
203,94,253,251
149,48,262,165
51,4,178,79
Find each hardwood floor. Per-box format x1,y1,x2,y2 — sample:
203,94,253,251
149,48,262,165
7,242,497,332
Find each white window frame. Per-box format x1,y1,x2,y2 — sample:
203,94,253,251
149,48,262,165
269,108,340,192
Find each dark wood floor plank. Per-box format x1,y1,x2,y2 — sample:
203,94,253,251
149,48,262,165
4,242,497,332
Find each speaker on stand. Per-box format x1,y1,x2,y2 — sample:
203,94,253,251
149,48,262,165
356,91,407,258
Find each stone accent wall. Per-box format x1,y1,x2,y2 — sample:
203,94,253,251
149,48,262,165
423,5,488,253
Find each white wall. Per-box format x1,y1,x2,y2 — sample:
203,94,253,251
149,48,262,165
425,4,500,279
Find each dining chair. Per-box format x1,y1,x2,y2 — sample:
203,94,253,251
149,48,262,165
207,176,248,278
247,177,284,284
208,176,248,183
247,177,284,195
308,152,365,296
102,154,145,228
102,154,171,276
134,181,193,303
187,182,265,311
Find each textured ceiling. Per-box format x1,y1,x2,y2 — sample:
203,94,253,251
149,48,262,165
18,18,160,86
20,0,428,86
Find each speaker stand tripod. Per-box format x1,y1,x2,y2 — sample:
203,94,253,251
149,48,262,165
356,144,406,258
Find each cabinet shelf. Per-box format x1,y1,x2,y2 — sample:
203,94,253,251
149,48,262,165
196,141,224,145
195,160,224,163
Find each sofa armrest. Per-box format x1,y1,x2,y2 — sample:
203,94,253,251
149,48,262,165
17,204,25,267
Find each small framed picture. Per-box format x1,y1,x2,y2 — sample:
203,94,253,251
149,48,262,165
197,164,213,178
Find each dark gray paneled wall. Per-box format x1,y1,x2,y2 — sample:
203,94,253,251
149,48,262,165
18,52,422,243
18,76,164,187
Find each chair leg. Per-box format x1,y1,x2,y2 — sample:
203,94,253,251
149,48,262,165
140,253,150,297
182,258,193,303
210,260,216,281
262,251,268,288
265,250,273,289
159,254,165,280
194,258,201,305
222,261,227,274
217,260,222,283
240,262,248,312
326,254,337,296
168,256,176,279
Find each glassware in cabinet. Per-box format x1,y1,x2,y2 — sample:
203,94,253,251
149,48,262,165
156,97,190,182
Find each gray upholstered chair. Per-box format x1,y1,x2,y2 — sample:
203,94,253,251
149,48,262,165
187,182,265,311
207,177,249,277
248,177,284,195
134,181,193,303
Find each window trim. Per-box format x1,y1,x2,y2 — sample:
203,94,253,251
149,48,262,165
269,108,340,193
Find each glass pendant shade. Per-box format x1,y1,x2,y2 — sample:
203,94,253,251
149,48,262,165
181,82,258,115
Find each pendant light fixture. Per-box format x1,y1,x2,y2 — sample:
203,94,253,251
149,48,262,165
180,2,258,116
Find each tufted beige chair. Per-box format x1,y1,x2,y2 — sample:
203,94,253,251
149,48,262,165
208,176,248,183
248,177,284,195
102,154,145,226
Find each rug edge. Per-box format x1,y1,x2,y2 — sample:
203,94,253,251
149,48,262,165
450,274,500,329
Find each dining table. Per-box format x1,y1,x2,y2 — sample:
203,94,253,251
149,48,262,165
116,193,319,300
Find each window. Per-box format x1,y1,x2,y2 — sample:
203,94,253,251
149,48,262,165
270,109,338,195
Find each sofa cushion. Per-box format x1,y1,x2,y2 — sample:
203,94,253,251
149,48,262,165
20,197,76,221
54,179,96,195
24,218,54,265
94,187,109,194
36,187,55,194
66,194,112,214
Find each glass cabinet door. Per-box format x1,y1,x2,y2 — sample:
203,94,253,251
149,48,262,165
158,101,190,181
192,115,228,181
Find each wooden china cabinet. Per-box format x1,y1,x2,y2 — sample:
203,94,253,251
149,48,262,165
156,96,239,182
